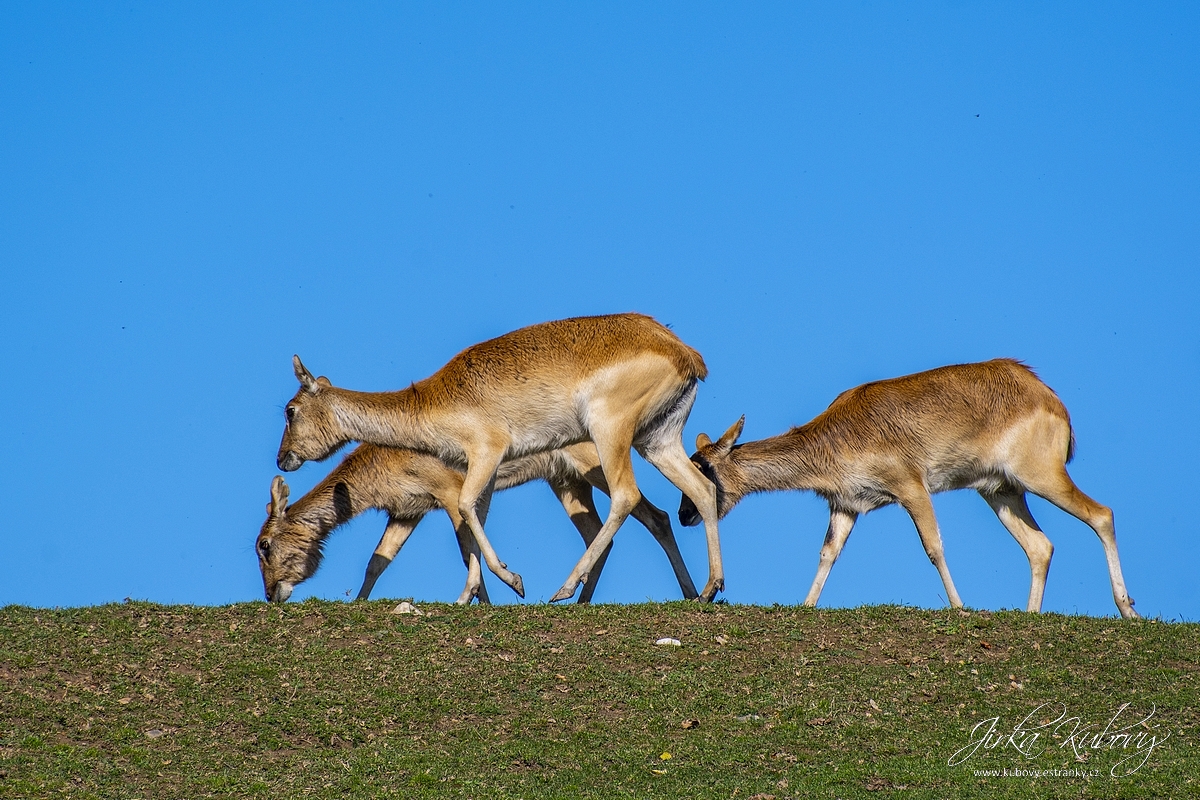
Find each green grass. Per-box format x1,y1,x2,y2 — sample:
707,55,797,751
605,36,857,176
1,601,1196,799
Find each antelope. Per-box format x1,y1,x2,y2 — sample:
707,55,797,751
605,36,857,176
275,313,723,602
256,442,699,603
679,359,1138,619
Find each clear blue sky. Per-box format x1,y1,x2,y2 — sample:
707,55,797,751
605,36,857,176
2,4,1196,619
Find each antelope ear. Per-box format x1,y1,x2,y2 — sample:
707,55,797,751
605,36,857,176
269,475,290,515
713,416,746,455
293,355,319,393
696,432,713,450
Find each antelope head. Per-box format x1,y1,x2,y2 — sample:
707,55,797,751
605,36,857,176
276,355,339,472
256,475,323,602
679,416,745,527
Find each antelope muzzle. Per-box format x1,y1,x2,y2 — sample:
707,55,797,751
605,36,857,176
277,450,303,472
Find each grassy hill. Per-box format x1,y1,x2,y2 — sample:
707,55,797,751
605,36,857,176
1,601,1196,799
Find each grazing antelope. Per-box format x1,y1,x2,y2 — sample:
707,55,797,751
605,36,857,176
256,442,698,603
679,359,1138,618
275,313,723,602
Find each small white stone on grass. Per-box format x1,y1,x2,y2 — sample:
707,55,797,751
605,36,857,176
655,637,682,647
391,601,424,616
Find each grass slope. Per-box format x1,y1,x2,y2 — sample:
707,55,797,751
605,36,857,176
1,601,1196,799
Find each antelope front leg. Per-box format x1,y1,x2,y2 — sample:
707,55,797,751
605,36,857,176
458,456,525,598
357,517,420,600
804,508,858,606
899,488,964,609
446,495,492,604
452,520,490,605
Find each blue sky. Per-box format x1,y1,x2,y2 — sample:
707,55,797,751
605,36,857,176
2,3,1196,619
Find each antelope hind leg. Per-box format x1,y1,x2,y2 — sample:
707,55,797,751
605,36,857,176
640,438,723,601
549,438,640,602
980,489,1053,613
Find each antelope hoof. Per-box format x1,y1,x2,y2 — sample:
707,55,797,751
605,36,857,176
549,582,578,603
492,567,525,598
698,578,724,603
492,573,525,597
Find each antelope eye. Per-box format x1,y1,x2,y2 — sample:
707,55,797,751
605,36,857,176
285,406,296,421
258,540,271,557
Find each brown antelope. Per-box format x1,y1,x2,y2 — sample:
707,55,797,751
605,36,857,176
256,442,698,603
679,359,1138,618
275,313,723,602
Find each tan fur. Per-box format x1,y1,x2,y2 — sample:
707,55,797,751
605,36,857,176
275,313,724,602
256,441,698,604
680,359,1137,619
